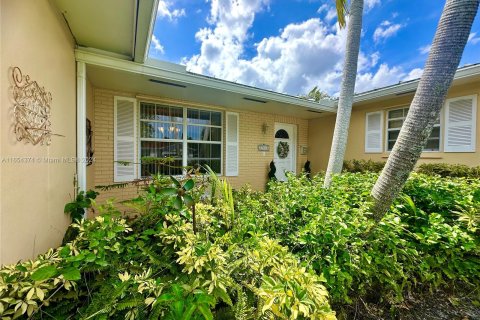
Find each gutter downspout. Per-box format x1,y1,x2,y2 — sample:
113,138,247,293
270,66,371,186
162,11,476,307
76,61,87,218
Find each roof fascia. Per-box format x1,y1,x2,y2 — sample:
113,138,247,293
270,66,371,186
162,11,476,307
133,0,158,63
354,64,480,103
75,49,336,112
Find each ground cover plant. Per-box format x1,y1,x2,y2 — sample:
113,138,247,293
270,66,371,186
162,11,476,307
0,171,478,319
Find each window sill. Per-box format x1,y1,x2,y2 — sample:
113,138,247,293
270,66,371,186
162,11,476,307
381,155,443,159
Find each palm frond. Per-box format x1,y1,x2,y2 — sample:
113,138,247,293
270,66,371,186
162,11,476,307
336,0,348,28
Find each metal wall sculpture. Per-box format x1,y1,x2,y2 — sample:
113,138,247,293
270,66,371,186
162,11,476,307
11,66,53,145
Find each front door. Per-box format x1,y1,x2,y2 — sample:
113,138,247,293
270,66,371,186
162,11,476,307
273,123,296,181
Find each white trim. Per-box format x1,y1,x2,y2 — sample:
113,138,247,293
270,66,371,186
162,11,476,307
354,64,480,103
137,101,224,176
444,95,477,152
76,62,87,216
365,111,383,153
225,112,239,176
75,49,336,112
114,96,138,182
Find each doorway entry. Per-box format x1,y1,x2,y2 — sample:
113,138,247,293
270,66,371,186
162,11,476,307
273,123,296,181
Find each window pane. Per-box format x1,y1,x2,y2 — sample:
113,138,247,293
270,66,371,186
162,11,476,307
140,141,183,176
156,105,183,122
388,130,400,141
187,126,222,141
211,112,222,126
388,140,396,150
141,122,156,138
429,126,440,138
388,109,405,119
140,103,156,120
156,123,183,140
388,119,404,129
424,138,440,151
187,143,221,173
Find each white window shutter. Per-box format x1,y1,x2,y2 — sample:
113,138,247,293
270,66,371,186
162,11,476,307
444,95,477,152
114,97,137,182
225,112,239,176
365,111,383,153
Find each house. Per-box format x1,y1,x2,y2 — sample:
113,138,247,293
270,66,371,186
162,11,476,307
0,0,478,264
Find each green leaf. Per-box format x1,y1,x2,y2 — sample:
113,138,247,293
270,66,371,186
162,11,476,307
173,196,183,210
170,176,182,187
61,267,81,280
160,188,178,196
183,179,194,191
182,304,197,320
183,194,194,207
30,265,58,281
197,304,213,320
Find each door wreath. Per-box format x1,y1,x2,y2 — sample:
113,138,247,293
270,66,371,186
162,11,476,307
277,141,290,159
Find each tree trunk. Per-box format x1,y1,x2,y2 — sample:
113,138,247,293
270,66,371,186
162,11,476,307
324,0,364,188
371,0,479,220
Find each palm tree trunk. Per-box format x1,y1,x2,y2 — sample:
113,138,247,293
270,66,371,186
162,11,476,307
371,0,479,220
324,0,364,188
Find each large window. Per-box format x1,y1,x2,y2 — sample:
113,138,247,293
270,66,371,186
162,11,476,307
386,107,440,151
139,102,222,176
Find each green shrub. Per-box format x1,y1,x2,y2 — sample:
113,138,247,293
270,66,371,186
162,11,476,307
0,175,334,320
236,173,480,307
416,163,480,178
342,159,385,173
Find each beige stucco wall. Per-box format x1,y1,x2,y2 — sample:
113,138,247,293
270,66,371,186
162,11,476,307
91,87,309,210
308,81,480,173
0,0,76,264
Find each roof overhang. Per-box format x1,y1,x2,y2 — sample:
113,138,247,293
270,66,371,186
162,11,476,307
353,64,480,106
76,49,336,119
52,0,157,62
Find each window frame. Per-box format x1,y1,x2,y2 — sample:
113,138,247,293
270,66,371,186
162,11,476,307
137,102,224,177
384,106,442,153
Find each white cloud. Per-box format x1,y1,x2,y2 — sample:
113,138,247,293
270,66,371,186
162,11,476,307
365,0,381,11
183,0,418,96
403,68,423,81
317,4,337,22
468,32,480,45
418,44,431,54
373,20,404,43
157,0,186,21
151,35,165,54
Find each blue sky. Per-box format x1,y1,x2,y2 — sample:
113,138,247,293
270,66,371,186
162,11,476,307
149,0,480,96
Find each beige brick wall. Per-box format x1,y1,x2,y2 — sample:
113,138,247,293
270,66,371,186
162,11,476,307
91,87,309,209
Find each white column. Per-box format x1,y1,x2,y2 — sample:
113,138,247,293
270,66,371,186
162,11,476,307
76,61,87,217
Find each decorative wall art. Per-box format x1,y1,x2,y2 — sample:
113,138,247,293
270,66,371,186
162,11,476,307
11,66,53,145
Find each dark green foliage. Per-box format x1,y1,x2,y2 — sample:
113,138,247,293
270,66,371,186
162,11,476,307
64,190,99,222
417,163,480,178
342,159,385,173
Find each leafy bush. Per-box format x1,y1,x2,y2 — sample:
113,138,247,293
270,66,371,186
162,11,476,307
1,171,479,319
417,163,480,178
342,159,385,173
0,175,334,319
237,173,480,309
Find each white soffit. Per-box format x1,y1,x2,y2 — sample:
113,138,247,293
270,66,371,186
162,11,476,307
53,0,156,61
77,50,335,119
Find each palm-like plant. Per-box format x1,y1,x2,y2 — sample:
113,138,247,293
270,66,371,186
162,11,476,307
324,0,364,187
371,0,479,220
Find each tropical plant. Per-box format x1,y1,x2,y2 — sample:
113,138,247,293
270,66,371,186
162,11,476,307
371,0,480,220
300,86,333,102
324,0,364,187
